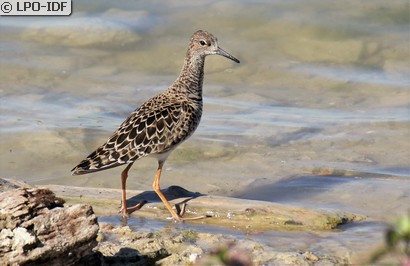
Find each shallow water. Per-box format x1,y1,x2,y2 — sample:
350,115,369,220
1,0,409,261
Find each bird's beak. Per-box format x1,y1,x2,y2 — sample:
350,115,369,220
216,47,240,63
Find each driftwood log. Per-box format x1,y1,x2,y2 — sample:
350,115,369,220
0,185,99,265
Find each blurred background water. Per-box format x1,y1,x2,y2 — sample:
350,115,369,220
0,0,409,260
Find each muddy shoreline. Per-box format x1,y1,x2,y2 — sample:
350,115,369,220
0,177,373,265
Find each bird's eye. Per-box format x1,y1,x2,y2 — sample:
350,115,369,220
199,40,207,46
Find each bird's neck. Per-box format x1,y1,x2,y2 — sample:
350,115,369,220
174,52,205,100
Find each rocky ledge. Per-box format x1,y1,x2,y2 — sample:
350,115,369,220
0,178,367,265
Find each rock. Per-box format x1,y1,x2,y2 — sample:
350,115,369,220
11,227,36,252
95,223,350,266
0,187,99,266
303,251,320,262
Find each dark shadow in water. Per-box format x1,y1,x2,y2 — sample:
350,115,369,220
337,220,388,231
367,167,410,178
235,175,355,203
127,185,205,206
122,186,206,225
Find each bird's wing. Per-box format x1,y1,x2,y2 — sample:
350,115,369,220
71,100,194,175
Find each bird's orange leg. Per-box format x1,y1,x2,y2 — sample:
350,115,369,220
153,161,210,222
120,163,146,216
153,161,182,222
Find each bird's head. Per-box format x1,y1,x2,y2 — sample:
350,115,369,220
189,30,240,63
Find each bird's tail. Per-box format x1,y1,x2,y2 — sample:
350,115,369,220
71,146,122,175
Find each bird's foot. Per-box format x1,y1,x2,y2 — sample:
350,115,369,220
172,203,211,222
119,200,147,217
